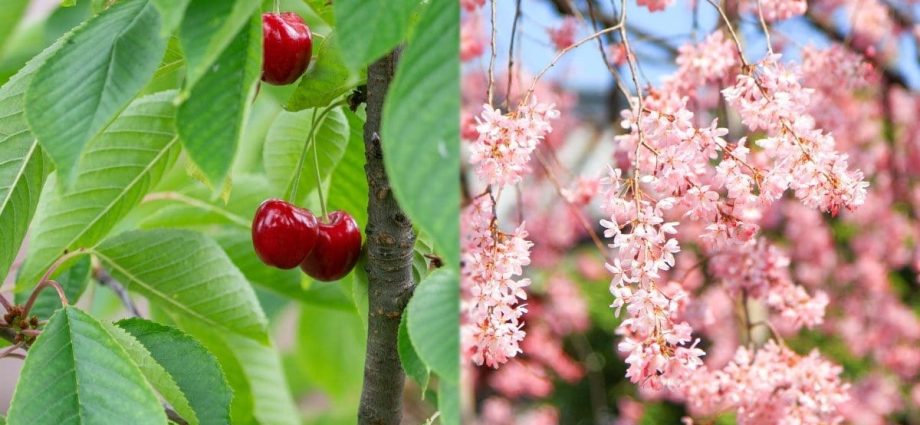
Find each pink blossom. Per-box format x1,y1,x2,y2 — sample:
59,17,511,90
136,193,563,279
547,18,577,51
666,31,739,93
637,0,675,12
488,359,554,398
461,13,485,62
745,0,807,21
461,0,486,12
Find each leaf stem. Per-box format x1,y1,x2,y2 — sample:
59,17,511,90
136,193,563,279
21,280,68,320
21,249,87,318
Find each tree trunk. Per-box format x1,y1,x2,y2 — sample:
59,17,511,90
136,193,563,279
358,49,416,425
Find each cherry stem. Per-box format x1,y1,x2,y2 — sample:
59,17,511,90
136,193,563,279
312,129,329,222
287,100,347,211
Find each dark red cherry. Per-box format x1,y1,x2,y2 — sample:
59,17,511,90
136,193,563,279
252,199,318,269
261,12,313,85
300,211,363,282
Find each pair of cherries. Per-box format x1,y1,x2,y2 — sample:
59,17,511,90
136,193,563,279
262,12,313,85
258,15,357,279
252,200,362,282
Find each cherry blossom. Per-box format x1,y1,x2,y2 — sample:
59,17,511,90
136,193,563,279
462,195,533,368
547,17,577,51
469,98,560,187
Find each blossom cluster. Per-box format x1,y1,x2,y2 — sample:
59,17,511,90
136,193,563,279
743,0,807,21
601,169,705,390
601,32,866,420
722,54,869,215
709,239,829,329
682,341,850,425
459,1,918,423
469,98,560,187
462,195,533,368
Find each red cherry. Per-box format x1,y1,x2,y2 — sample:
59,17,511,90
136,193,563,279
261,12,313,85
300,211,363,282
252,199,319,269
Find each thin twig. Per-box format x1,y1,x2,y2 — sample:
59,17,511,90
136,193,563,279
95,269,142,318
0,342,24,360
524,23,624,104
505,0,523,106
487,0,498,105
706,0,750,67
165,405,190,425
755,0,774,54
534,152,608,258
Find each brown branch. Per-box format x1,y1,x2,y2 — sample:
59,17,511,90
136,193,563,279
357,49,417,425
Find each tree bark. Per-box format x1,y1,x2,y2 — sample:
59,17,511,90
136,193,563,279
358,49,416,425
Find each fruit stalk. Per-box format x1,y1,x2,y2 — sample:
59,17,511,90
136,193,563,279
357,49,416,425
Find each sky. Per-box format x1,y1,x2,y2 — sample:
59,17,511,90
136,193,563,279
476,0,920,93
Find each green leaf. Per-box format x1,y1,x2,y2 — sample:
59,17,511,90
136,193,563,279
333,0,418,69
104,322,199,425
178,317,300,425
286,35,360,111
152,0,190,37
6,306,165,425
303,0,335,24
381,0,459,267
25,0,168,185
263,107,349,203
157,313,254,424
0,0,28,57
118,318,232,425
136,174,266,231
94,229,269,342
296,304,365,403
398,312,429,392
214,229,354,310
327,108,368,228
14,256,91,320
177,16,260,189
407,268,459,382
0,29,62,283
17,91,180,290
178,0,261,90
438,380,460,425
